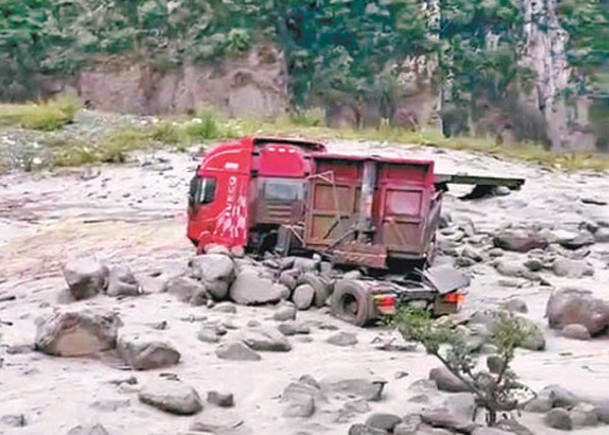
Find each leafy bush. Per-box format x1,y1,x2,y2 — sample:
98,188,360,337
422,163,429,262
395,308,535,426
0,95,81,131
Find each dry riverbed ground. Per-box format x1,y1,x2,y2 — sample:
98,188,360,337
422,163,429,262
1,138,609,435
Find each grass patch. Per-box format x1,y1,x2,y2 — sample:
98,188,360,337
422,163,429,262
0,95,81,131
4,98,609,173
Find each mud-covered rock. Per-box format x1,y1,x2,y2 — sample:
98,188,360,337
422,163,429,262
207,391,234,408
365,413,403,432
106,264,142,297
65,424,109,435
215,341,261,361
429,366,469,393
138,378,202,415
544,408,572,430
500,298,528,314
273,304,297,321
282,377,323,418
190,254,235,300
552,258,594,278
62,257,109,300
420,407,477,433
569,403,599,427
546,287,609,336
292,284,315,310
163,276,208,306
560,324,591,340
327,331,358,347
278,321,310,336
348,424,387,435
35,309,122,357
320,377,386,401
229,269,282,305
241,326,292,352
493,230,548,253
116,334,180,370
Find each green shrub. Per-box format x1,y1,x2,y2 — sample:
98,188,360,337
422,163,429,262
0,95,81,131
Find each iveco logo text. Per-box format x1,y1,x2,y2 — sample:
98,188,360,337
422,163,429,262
224,162,239,170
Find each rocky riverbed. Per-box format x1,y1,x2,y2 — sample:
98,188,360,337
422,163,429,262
1,131,609,435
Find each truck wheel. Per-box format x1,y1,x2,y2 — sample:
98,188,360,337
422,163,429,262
331,280,373,327
298,272,331,308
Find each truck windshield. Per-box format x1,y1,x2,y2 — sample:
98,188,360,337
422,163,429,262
263,180,304,201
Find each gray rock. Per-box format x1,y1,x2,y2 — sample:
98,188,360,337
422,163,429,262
279,269,300,291
500,298,528,313
494,261,530,278
546,287,609,336
65,424,109,435
486,355,506,374
106,264,141,297
594,228,609,243
241,327,292,351
544,408,573,430
320,377,386,401
569,402,598,427
429,366,469,393
552,258,594,278
488,248,504,258
344,270,363,280
393,414,423,435
494,419,535,435
273,305,297,321
523,258,544,272
518,317,546,351
348,424,386,435
524,397,553,413
365,413,403,432
62,257,109,300
274,283,291,300
557,231,595,250
538,384,580,409
116,334,180,370
197,323,226,343
327,331,358,347
190,254,235,300
462,246,483,262
456,256,475,268
298,272,332,307
293,284,315,310
1,414,26,427
139,379,202,415
212,302,237,313
189,409,246,433
594,401,609,424
35,309,122,357
445,393,476,421
560,324,591,340
90,399,131,412
493,230,548,253
472,428,512,435
163,276,208,306
207,391,234,407
294,257,319,273
215,341,261,361
229,270,282,305
420,407,476,433
278,321,310,336
282,379,322,418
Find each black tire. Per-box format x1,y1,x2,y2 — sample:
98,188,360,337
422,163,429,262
331,279,373,327
298,272,331,308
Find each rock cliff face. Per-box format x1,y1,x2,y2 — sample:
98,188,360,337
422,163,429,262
521,0,596,151
72,44,289,118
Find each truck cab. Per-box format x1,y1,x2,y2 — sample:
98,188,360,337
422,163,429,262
187,135,326,253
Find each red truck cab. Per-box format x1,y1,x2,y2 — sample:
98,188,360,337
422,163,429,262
187,136,326,252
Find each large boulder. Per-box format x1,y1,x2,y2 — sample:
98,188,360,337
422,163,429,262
493,230,548,253
429,366,469,393
35,309,122,357
240,327,292,352
138,379,202,415
190,254,235,300
292,284,315,310
216,341,261,361
420,407,477,433
106,264,142,297
319,377,386,401
116,334,180,370
552,258,594,278
62,257,109,300
229,269,282,305
163,276,208,306
546,287,609,336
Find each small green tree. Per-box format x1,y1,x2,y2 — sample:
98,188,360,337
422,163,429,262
395,308,535,426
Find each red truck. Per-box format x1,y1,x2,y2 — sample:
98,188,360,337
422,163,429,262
187,135,524,325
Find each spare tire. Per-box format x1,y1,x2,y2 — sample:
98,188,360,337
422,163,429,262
331,279,373,327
